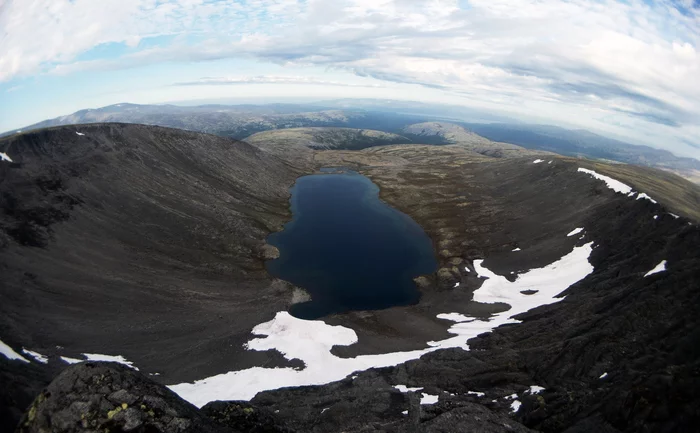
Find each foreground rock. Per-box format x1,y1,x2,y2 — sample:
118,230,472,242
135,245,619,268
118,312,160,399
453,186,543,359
16,362,534,433
251,368,536,433
201,402,296,433
16,362,228,433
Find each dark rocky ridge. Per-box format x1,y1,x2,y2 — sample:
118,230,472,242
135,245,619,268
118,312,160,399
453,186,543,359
0,124,311,430
15,362,229,433
17,362,535,432
2,123,699,432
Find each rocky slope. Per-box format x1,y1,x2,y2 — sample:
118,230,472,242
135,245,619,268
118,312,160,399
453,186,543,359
261,144,700,432
0,124,311,430
2,123,699,432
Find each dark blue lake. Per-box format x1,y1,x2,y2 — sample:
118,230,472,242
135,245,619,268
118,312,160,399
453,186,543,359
266,168,437,320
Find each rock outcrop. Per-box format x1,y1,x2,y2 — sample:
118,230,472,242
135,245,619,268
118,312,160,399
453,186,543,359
16,362,228,433
16,362,535,433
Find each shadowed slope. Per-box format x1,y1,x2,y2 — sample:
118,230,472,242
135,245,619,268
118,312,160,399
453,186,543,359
0,124,310,430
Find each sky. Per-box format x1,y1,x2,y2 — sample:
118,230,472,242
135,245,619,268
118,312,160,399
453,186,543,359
0,0,699,158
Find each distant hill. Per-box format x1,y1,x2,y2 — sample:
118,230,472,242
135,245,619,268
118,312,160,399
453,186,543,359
4,101,700,183
0,103,429,142
0,103,369,140
245,127,411,166
464,122,700,182
403,122,551,158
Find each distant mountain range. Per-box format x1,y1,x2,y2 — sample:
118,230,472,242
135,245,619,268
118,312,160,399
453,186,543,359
461,123,700,182
3,101,699,183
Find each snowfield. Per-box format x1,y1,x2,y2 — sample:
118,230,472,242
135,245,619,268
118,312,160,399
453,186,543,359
60,356,83,364
644,260,667,277
577,168,633,194
567,228,584,237
577,168,659,204
0,339,30,363
22,349,48,364
2,230,596,409
57,353,138,369
437,313,472,323
170,240,595,407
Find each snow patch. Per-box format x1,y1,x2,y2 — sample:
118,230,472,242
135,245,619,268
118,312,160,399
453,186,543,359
599,372,608,379
567,227,584,237
467,391,485,397
578,168,661,206
81,353,137,369
402,410,408,415
169,243,595,407
528,385,545,394
577,168,633,194
510,400,522,412
653,215,658,220
644,260,667,277
22,349,48,364
548,160,553,164
394,385,424,393
76,132,85,136
321,407,329,414
464,267,470,273
636,193,657,204
670,213,679,219
433,243,594,351
512,247,521,252
0,152,13,163
0,339,29,363
420,393,439,405
533,159,544,164
453,282,460,288
437,313,473,323
58,353,137,369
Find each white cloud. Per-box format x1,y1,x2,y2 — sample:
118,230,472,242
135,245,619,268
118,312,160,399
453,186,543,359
1,0,699,156
173,75,384,87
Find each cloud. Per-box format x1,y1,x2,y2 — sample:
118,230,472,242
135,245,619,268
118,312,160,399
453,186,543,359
173,75,383,87
2,0,700,157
